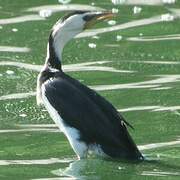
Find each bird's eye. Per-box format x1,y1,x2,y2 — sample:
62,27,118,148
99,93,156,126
83,15,95,22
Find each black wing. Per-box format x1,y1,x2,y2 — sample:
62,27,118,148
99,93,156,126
43,72,142,159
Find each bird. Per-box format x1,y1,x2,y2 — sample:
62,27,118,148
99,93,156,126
37,11,143,160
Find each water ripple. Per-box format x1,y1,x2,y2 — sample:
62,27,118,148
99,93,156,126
138,140,180,151
126,60,180,65
0,128,59,133
77,13,179,38
0,92,36,101
91,75,180,91
26,4,104,13
141,171,180,177
0,46,30,53
0,60,132,73
118,105,180,112
111,0,176,5
0,158,74,166
127,34,180,42
0,15,45,25
1,74,180,101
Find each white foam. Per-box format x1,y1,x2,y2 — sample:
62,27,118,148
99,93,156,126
133,6,142,14
161,13,174,21
6,70,15,75
39,9,52,18
88,43,96,48
12,28,18,32
112,8,119,14
116,35,123,41
19,113,27,117
108,20,117,26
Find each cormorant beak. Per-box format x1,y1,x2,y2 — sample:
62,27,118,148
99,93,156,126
84,11,116,29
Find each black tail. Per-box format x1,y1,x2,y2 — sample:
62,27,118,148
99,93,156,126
101,144,144,160
101,126,144,160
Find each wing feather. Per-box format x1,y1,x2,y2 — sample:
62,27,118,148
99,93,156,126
43,72,142,158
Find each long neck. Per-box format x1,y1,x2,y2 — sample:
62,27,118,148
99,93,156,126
45,33,64,70
45,23,80,70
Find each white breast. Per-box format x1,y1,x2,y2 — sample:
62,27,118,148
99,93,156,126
41,84,88,158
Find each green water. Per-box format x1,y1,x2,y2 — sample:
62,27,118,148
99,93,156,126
0,0,180,179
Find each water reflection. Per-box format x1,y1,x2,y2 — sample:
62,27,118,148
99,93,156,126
127,34,180,42
0,158,73,166
0,60,131,73
0,92,36,101
51,158,129,180
91,75,180,91
0,46,30,53
26,4,104,14
0,15,45,25
51,157,180,179
142,170,180,177
77,12,179,38
0,0,180,179
138,139,180,151
118,105,180,112
126,60,180,65
111,0,175,5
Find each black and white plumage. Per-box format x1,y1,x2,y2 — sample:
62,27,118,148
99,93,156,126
37,11,143,160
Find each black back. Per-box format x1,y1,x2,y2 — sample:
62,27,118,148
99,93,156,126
41,70,143,160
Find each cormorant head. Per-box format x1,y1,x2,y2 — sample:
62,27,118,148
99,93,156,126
52,11,115,37
46,11,114,70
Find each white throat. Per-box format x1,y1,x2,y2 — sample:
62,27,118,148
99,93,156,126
48,20,83,62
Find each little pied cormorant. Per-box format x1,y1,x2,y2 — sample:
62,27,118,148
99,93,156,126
37,11,143,160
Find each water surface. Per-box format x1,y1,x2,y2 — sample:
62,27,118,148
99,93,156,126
0,0,180,179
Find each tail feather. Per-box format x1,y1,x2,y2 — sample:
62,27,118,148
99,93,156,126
101,145,144,160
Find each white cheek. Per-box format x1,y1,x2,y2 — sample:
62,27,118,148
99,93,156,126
66,15,85,31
